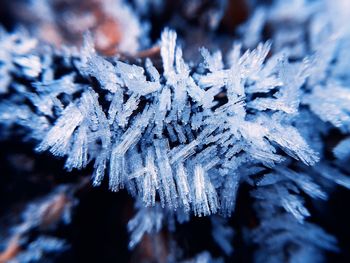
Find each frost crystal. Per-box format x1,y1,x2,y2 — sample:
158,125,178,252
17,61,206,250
9,27,318,218
2,0,350,260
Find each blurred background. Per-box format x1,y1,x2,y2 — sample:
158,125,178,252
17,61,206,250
1,1,350,262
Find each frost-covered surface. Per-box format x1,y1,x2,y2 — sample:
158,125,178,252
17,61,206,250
1,0,350,262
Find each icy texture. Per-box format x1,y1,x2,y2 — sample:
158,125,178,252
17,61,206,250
1,27,318,219
2,0,350,261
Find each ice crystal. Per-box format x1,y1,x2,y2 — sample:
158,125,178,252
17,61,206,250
2,0,350,261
